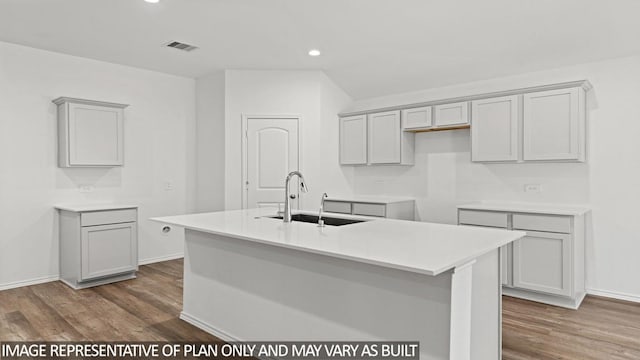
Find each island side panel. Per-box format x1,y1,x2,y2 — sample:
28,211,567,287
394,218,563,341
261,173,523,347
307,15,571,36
470,248,501,360
182,229,453,360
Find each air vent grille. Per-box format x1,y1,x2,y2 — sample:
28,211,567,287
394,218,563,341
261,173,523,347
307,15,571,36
165,41,199,52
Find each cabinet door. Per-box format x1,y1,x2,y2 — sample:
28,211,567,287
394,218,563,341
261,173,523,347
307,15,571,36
81,223,137,281
512,231,572,296
523,88,582,161
471,95,519,162
401,106,432,130
68,103,124,166
339,115,367,165
368,111,401,164
434,101,469,127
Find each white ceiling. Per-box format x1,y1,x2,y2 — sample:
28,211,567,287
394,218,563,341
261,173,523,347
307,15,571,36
1,0,640,99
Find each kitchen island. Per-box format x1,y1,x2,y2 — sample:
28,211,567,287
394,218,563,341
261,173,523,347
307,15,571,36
152,208,524,360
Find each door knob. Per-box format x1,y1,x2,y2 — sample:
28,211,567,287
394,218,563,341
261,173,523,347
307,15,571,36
289,194,297,199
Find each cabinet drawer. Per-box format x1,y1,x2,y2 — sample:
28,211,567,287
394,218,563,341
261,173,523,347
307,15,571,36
81,209,137,227
352,203,386,217
512,214,571,234
323,201,352,214
458,210,508,228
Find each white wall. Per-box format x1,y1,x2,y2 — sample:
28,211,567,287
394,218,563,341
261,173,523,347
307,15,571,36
195,71,225,212
0,41,196,289
345,54,640,300
224,70,354,211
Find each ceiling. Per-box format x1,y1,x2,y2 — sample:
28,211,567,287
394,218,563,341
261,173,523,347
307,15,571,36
1,0,640,99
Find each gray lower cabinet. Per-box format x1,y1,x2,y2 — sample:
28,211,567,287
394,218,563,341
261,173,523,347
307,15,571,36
57,206,138,289
512,230,572,297
457,208,586,309
323,198,415,220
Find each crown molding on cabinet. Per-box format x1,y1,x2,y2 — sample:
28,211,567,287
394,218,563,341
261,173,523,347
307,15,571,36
338,80,592,117
52,97,129,109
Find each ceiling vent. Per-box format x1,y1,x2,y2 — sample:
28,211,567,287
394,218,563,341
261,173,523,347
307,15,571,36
164,41,199,52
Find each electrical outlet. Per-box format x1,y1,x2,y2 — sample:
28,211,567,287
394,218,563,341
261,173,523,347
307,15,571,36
164,181,174,191
161,225,172,236
79,185,94,193
524,184,542,193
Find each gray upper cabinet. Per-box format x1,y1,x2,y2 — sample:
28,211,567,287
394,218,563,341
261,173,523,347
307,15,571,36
471,85,587,163
339,80,591,165
434,101,469,127
401,106,432,130
339,114,367,165
523,87,585,162
340,111,414,166
471,95,519,162
53,97,128,167
368,110,402,164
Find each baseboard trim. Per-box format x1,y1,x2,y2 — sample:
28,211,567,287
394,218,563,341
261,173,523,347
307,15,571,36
587,288,640,303
0,275,59,291
179,312,277,360
179,312,239,342
138,253,184,265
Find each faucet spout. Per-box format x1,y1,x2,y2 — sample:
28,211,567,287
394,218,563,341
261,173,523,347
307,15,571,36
284,171,308,223
318,192,328,227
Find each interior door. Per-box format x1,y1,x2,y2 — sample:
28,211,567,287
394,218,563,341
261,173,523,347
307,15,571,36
245,117,299,209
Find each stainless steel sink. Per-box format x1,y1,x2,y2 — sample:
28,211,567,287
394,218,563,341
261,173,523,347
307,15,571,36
268,214,366,226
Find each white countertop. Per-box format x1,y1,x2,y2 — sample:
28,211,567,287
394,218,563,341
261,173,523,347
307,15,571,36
151,208,524,276
54,203,138,212
325,195,415,204
457,201,590,216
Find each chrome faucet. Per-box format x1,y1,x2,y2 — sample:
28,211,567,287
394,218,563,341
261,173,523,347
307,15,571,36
318,193,328,227
283,171,308,222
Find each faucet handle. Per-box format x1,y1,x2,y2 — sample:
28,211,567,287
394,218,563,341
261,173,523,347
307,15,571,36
277,203,284,217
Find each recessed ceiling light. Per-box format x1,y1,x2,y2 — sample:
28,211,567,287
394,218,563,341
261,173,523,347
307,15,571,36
145,0,159,3
308,49,321,57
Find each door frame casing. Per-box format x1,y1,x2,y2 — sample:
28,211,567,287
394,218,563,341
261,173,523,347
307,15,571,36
241,114,302,209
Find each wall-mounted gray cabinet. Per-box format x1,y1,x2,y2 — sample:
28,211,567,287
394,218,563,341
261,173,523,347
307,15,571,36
53,97,128,167
470,85,587,163
339,111,414,166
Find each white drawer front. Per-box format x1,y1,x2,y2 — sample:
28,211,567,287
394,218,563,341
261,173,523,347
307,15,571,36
323,201,352,214
512,214,571,234
352,203,386,217
81,209,137,227
458,210,508,228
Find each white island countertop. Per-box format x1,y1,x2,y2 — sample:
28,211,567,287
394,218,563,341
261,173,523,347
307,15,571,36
152,208,524,276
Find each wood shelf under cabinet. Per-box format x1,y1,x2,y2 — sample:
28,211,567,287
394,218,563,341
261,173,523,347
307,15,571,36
405,124,470,133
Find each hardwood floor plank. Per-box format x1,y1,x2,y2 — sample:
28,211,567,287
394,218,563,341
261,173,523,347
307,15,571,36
1,311,42,341
503,295,640,359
